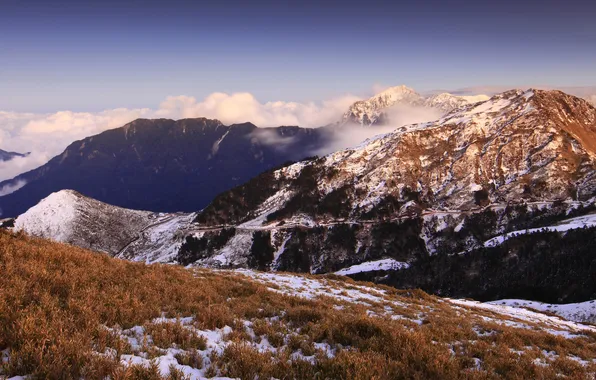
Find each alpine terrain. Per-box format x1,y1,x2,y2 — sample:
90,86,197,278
341,85,490,126
0,118,330,217
12,89,596,306
3,231,596,378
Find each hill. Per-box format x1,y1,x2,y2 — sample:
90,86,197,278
1,230,595,379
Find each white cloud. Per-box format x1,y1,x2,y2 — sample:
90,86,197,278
0,92,360,181
0,179,27,197
316,104,444,156
2,85,593,183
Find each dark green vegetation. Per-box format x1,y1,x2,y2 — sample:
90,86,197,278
384,226,596,304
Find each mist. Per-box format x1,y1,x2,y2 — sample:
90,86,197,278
313,104,444,156
0,179,27,197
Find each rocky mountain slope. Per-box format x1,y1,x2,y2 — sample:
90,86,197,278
14,189,155,254
0,149,29,162
0,118,329,217
341,85,489,126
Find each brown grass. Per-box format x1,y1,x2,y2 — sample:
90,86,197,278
1,230,596,379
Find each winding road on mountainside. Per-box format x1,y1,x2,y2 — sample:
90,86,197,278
115,214,181,257
189,200,580,233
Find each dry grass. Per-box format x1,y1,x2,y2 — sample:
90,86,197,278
1,230,596,379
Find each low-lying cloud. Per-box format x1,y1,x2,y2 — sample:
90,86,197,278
0,179,27,197
315,104,444,156
0,92,360,181
2,85,593,183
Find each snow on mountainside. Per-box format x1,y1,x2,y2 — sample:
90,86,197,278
423,93,490,113
341,85,490,126
204,89,596,223
487,299,596,324
14,89,596,273
341,85,424,125
14,190,156,254
484,213,596,247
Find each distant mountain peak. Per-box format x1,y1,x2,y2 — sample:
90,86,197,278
341,85,490,126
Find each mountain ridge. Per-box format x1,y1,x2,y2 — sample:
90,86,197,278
0,118,330,217
341,85,490,126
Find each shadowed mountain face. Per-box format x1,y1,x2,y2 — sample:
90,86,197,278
0,118,329,217
0,149,29,162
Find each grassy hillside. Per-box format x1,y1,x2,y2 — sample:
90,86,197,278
1,230,595,379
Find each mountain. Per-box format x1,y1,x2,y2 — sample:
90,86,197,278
13,189,155,254
13,89,596,305
341,85,424,125
0,118,329,217
0,149,29,162
178,89,596,275
341,85,489,126
423,92,490,113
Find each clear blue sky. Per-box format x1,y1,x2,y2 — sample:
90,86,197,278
1,0,595,112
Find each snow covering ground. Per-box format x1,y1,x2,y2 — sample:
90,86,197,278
13,190,80,242
237,270,596,336
484,213,596,247
449,299,596,339
334,258,410,276
487,299,596,324
109,312,337,379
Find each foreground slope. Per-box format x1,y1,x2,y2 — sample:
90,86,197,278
1,231,596,379
0,118,328,217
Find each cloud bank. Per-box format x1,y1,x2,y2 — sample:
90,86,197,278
0,92,360,181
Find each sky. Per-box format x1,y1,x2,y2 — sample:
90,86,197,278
1,0,595,113
0,0,595,183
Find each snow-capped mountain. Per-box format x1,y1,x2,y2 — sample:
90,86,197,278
423,92,490,113
14,190,155,254
341,85,490,126
0,149,29,162
341,85,425,125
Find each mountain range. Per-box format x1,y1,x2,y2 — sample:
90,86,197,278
0,118,329,217
11,88,596,304
0,85,477,217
